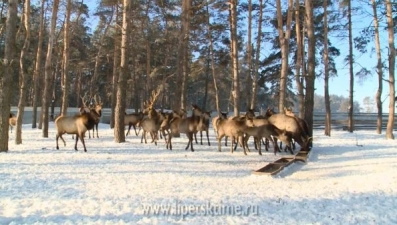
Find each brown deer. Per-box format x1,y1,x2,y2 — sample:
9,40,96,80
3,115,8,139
212,112,228,146
88,94,103,138
139,88,163,145
267,108,311,153
242,123,292,155
216,116,254,155
55,105,99,152
169,104,203,151
125,111,144,136
195,110,211,146
9,113,16,133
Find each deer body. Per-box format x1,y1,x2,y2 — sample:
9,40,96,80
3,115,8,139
195,111,211,146
140,108,161,145
55,108,98,152
9,113,16,133
216,117,253,155
88,104,102,138
169,105,202,151
125,111,144,136
243,124,291,155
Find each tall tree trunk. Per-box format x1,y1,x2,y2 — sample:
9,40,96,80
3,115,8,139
114,0,130,142
294,0,304,118
250,0,263,110
15,0,31,144
60,0,71,116
372,0,383,134
304,0,315,141
323,0,331,136
110,9,120,129
202,57,209,110
246,0,252,108
347,0,354,133
276,0,293,113
206,2,220,114
230,0,240,116
42,0,59,138
385,0,395,139
179,0,191,110
0,0,18,152
32,0,45,128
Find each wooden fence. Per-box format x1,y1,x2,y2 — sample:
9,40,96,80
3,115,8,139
11,107,397,131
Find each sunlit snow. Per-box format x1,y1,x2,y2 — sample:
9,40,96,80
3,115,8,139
1,123,396,224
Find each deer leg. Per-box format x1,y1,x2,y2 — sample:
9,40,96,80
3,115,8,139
255,137,262,155
153,132,158,146
231,137,235,153
126,124,132,136
185,133,192,151
245,135,251,152
225,136,228,146
79,133,87,152
206,130,210,146
239,136,247,155
140,131,145,143
58,134,66,147
200,131,203,145
272,137,280,155
74,134,79,151
96,124,99,138
264,138,269,151
218,134,224,152
194,132,198,144
166,134,172,150
133,124,138,136
56,134,60,150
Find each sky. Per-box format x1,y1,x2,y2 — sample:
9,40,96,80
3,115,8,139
313,2,394,113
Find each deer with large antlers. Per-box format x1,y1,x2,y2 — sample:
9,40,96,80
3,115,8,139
139,88,163,145
87,94,103,138
55,94,101,152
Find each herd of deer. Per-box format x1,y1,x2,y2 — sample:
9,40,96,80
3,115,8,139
8,90,312,155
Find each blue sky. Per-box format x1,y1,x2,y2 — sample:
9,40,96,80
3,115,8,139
314,3,393,113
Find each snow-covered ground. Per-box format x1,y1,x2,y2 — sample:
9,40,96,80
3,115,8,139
1,123,397,224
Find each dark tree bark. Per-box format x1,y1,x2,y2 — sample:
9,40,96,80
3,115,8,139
32,0,45,129
42,0,59,138
276,0,293,113
294,0,305,118
15,0,31,144
250,0,263,110
371,0,383,134
304,0,315,140
372,0,383,134
347,0,354,133
323,0,331,136
0,0,18,152
230,0,240,116
114,0,130,142
60,0,71,116
385,0,395,139
206,1,220,114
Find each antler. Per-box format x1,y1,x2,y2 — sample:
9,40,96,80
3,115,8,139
144,86,163,110
80,93,90,108
94,94,102,105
